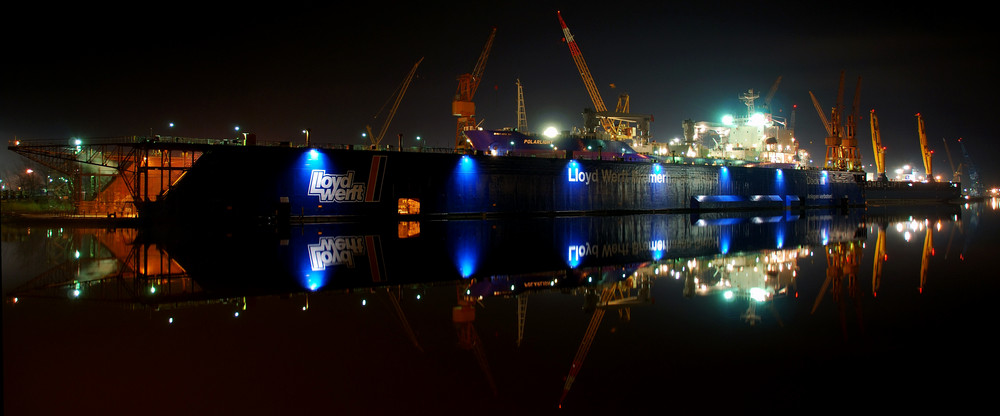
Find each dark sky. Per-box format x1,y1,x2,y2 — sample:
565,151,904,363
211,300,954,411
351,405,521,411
3,1,997,185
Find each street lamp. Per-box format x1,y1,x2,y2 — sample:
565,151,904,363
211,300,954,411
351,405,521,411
302,129,311,147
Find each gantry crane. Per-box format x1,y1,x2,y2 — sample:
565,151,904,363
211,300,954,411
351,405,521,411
453,27,497,150
869,109,887,181
367,57,424,148
915,113,934,181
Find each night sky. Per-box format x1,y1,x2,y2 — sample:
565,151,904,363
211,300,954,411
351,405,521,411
3,2,997,185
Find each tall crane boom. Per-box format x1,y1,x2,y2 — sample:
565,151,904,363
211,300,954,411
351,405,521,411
557,11,616,136
453,27,497,149
870,109,886,181
916,113,934,181
367,57,424,147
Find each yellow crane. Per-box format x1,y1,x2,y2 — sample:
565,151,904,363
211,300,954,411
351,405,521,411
453,27,497,150
916,113,934,181
869,109,887,181
366,57,424,148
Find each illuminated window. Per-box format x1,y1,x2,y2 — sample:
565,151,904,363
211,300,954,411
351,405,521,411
397,198,420,215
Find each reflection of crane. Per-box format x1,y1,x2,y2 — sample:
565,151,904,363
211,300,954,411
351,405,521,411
872,225,886,296
366,57,424,148
916,113,934,181
558,277,650,408
453,28,497,150
381,287,423,352
920,224,934,294
870,109,887,181
452,281,497,396
811,242,864,340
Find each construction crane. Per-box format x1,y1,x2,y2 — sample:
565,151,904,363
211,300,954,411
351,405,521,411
453,27,497,150
869,109,887,181
366,57,424,148
915,113,934,181
557,11,621,138
515,78,528,132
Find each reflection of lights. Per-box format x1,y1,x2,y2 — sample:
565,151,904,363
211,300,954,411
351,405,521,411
749,288,768,302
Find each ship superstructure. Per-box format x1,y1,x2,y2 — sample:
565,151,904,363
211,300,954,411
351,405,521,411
674,87,804,168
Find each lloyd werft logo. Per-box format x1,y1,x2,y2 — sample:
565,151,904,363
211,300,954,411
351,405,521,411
307,155,386,203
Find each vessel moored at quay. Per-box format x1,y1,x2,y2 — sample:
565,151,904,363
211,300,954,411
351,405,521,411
151,143,865,225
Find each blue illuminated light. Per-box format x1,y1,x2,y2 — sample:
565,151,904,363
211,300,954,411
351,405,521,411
719,165,731,194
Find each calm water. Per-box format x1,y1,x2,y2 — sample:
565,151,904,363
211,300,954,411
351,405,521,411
4,202,1000,415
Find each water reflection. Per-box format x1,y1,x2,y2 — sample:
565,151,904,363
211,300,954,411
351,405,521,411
3,202,995,413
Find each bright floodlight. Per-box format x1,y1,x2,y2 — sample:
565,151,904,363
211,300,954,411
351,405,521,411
722,114,735,126
543,126,559,138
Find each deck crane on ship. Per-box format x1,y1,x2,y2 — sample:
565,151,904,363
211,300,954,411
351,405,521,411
453,27,497,150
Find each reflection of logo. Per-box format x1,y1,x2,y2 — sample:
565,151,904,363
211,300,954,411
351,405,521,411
308,156,386,203
308,236,366,271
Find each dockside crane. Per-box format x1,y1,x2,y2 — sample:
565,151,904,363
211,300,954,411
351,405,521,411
843,76,862,170
870,109,887,181
915,113,934,181
453,27,497,150
367,57,424,148
557,11,630,139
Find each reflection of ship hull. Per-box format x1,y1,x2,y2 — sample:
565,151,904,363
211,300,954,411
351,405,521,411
155,145,864,224
862,180,962,204
155,211,867,297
